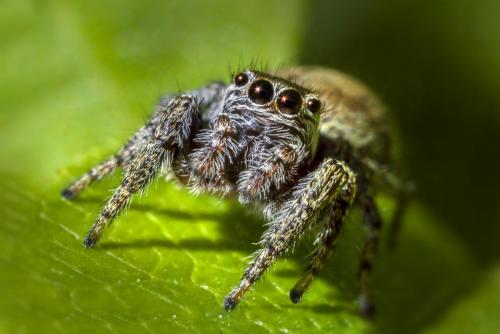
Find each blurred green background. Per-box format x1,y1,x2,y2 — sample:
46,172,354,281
1,0,499,333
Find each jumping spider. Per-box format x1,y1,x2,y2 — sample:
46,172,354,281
62,66,409,317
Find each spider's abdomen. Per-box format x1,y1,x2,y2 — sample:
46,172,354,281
278,66,392,165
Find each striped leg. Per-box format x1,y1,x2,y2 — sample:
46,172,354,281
83,140,168,247
358,192,382,317
83,95,200,247
224,159,356,310
62,81,227,199
61,123,155,199
360,157,413,248
289,179,355,303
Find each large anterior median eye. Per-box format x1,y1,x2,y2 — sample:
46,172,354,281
248,79,274,105
277,89,302,114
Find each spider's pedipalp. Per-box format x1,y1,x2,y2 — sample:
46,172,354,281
236,142,305,203
190,116,237,174
187,114,244,196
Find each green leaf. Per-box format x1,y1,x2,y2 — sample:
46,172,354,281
0,175,481,333
0,1,495,333
424,265,500,334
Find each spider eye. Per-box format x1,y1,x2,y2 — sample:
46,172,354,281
277,89,302,114
234,72,249,86
306,97,321,113
248,79,274,105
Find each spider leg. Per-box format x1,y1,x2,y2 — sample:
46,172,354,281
360,157,413,248
83,95,201,248
61,121,157,200
83,140,167,248
224,158,356,310
62,82,226,199
289,179,356,303
357,191,382,317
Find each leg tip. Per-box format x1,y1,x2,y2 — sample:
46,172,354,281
83,235,97,249
61,188,76,200
289,289,303,304
223,296,238,311
359,299,375,319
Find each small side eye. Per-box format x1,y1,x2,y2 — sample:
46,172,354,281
277,89,302,114
248,79,274,105
234,72,249,86
306,97,321,113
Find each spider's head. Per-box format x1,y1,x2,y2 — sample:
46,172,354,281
224,69,322,152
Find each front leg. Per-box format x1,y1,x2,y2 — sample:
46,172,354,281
61,82,226,199
289,177,356,303
83,95,200,248
224,158,356,310
61,112,161,199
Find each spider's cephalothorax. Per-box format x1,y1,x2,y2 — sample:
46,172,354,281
62,66,410,317
184,70,322,204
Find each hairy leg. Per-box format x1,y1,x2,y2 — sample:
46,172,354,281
357,192,382,317
84,140,168,247
224,158,356,310
61,122,157,199
62,82,227,199
360,157,413,248
83,94,201,247
289,178,356,303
